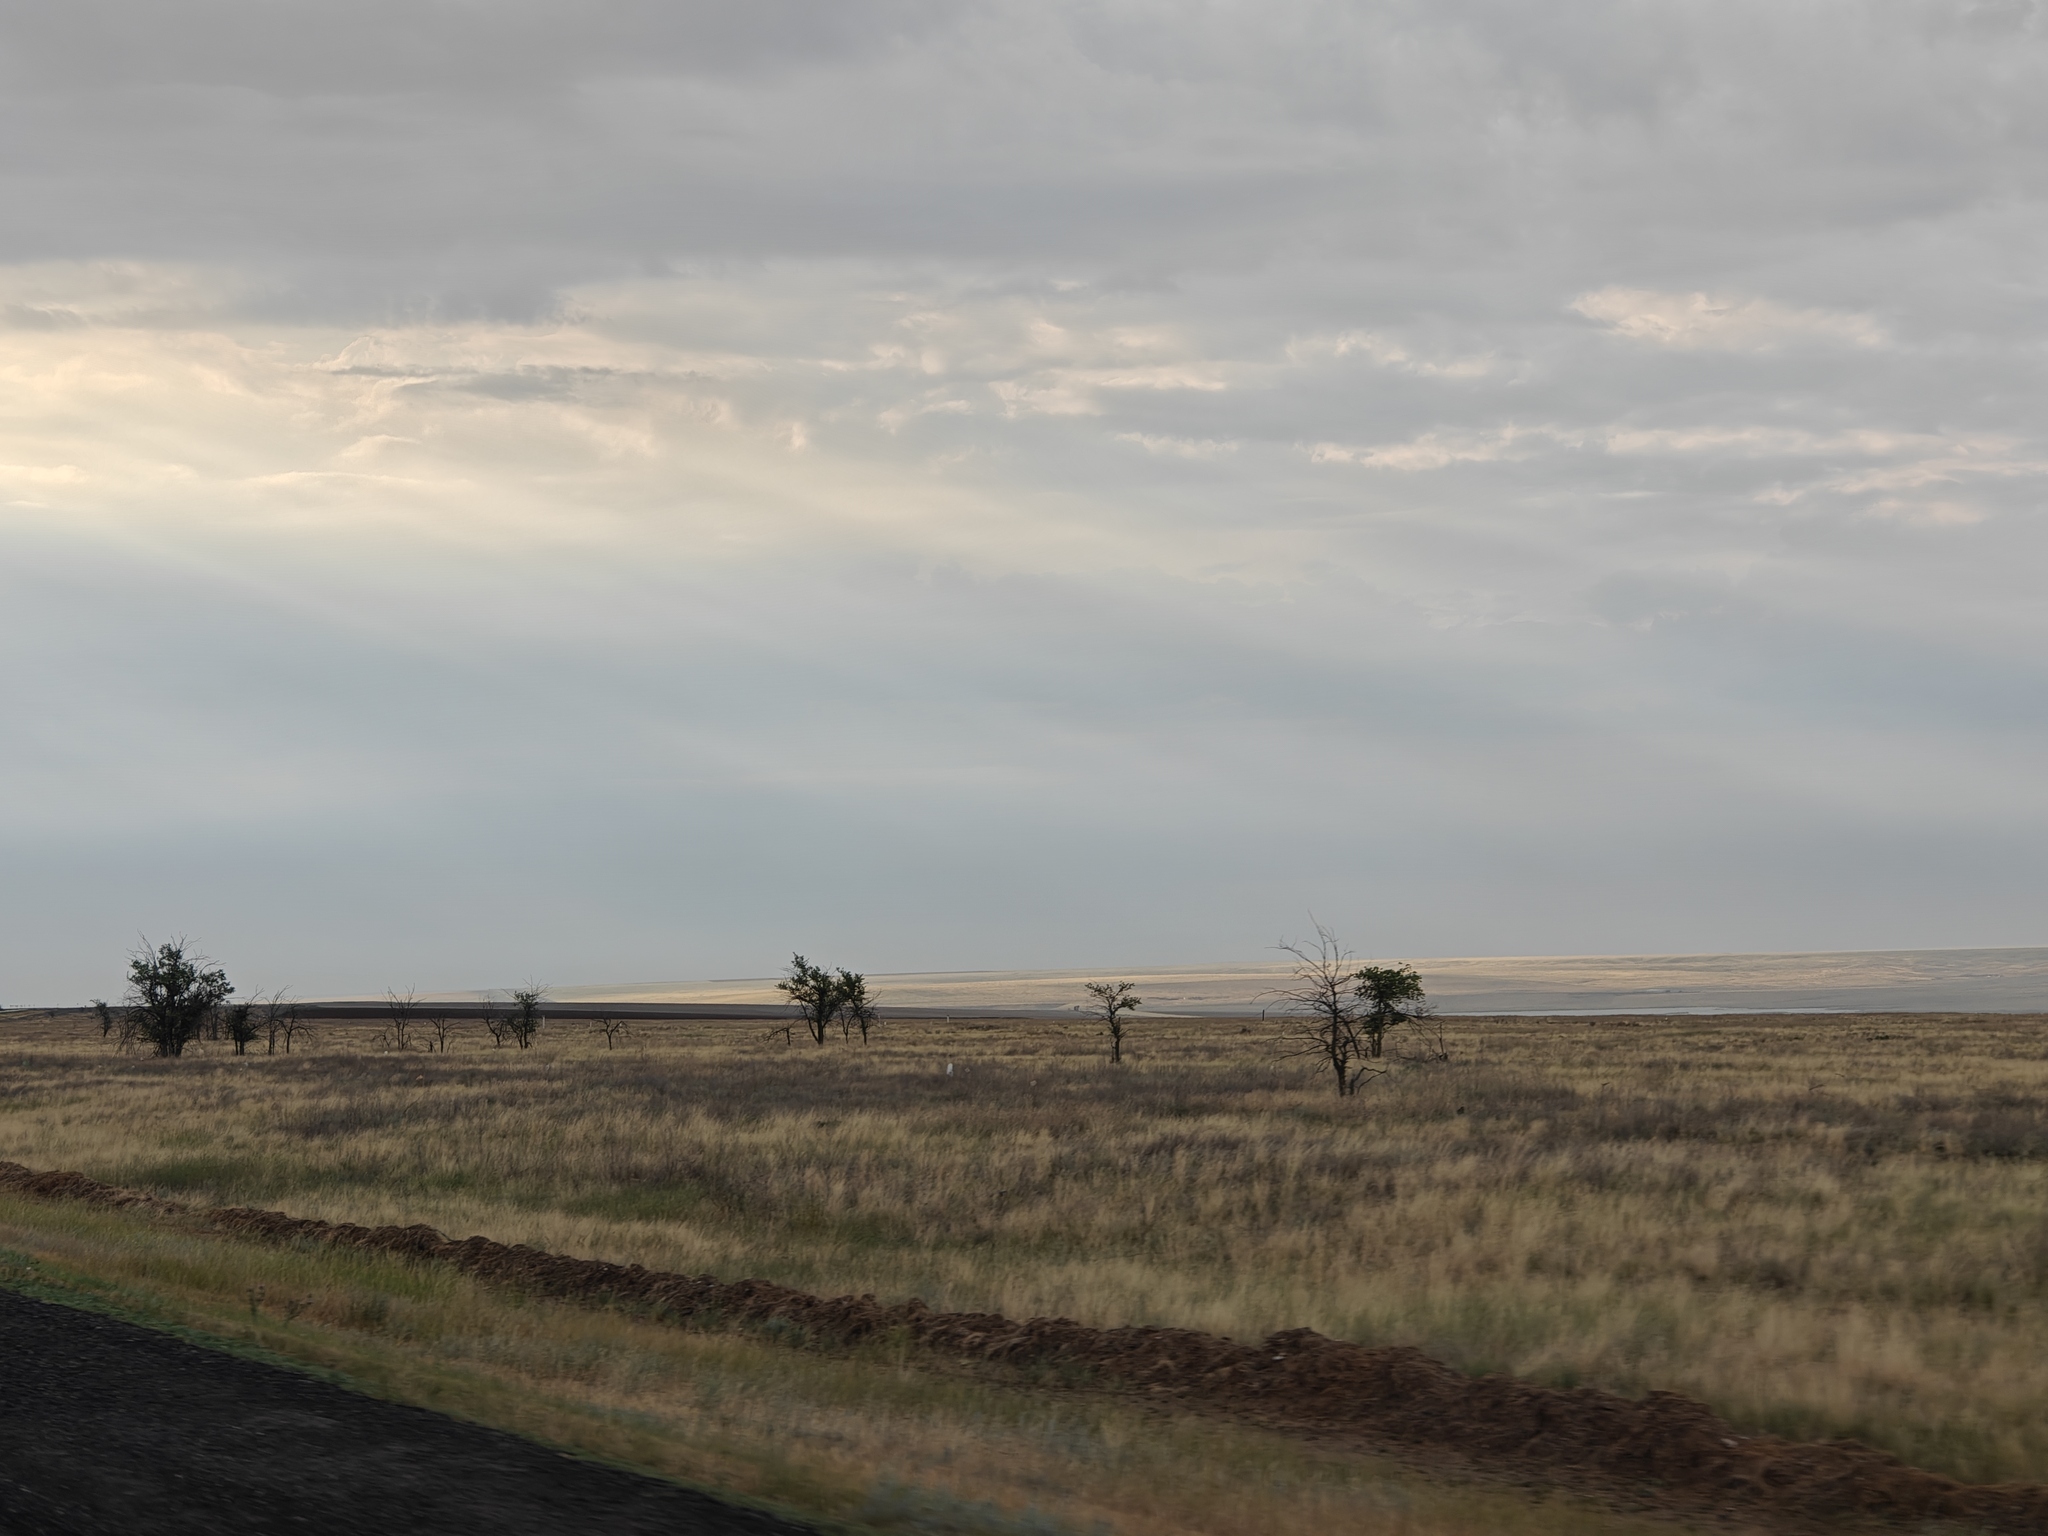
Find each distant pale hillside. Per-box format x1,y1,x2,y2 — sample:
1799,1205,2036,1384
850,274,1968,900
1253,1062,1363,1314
394,947,2048,1015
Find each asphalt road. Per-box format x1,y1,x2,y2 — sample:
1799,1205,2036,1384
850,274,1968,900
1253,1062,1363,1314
0,1288,816,1536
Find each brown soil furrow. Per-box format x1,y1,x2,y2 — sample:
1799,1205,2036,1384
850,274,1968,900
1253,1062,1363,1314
4,1161,2042,1533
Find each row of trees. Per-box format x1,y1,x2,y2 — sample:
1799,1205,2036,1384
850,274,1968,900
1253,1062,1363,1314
386,989,631,1051
1082,929,1430,1094
791,932,1431,1096
383,987,552,1050
101,944,570,1059
102,932,1431,1092
98,940,307,1058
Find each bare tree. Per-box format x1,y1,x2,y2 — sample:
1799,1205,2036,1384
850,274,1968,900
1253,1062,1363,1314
481,998,510,1048
94,996,140,1052
1263,926,1382,1097
257,992,303,1055
422,1012,455,1053
838,970,878,1043
1398,1008,1453,1065
384,990,420,1052
506,986,547,1049
1084,980,1142,1064
592,1015,629,1049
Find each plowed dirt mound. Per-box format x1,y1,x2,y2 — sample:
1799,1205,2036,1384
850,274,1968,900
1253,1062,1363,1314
6,1161,2042,1533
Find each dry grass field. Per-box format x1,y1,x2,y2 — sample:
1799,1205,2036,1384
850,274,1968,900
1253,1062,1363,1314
3,1004,2046,1527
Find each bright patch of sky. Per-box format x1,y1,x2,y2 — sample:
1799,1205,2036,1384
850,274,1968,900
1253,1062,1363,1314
3,1,2046,1000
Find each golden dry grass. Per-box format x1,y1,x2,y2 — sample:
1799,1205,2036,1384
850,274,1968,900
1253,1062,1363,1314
4,1005,2047,1492
5,1191,1689,1536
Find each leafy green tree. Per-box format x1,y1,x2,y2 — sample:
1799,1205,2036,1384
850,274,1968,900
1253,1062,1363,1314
223,1001,262,1055
778,954,842,1044
506,986,547,1049
1084,980,1142,1063
837,969,879,1043
1354,963,1428,1059
774,956,879,1045
124,940,233,1058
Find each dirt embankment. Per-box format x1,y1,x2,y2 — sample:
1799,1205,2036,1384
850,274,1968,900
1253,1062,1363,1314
5,1160,2044,1534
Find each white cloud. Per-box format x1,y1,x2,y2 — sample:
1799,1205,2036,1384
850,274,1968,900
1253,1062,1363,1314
1571,288,1888,351
1115,432,1238,458
0,261,243,327
987,362,1232,417
1822,452,2048,494
1288,330,1500,379
1601,426,1939,457
1308,426,1578,470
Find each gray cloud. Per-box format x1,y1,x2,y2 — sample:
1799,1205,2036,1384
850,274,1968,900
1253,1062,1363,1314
3,2,2046,1000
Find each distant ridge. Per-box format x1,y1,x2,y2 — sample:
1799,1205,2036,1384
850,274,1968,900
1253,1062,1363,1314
333,946,2048,1016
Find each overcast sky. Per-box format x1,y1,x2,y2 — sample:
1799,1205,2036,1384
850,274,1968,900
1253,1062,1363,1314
4,1,2046,1002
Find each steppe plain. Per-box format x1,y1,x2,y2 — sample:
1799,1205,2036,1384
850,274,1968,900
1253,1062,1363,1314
3,978,2047,1533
